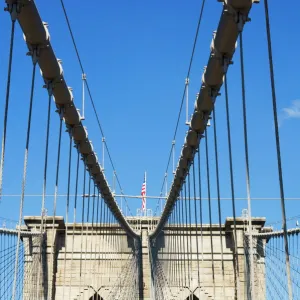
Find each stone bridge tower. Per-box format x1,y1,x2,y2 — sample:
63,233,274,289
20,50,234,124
21,216,268,299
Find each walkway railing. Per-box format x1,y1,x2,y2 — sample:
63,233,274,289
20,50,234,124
245,228,300,299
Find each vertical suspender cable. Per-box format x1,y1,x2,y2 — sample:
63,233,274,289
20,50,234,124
40,89,52,232
3,233,6,299
263,0,292,298
49,118,62,300
93,192,100,300
169,212,173,289
205,128,216,298
172,209,177,291
172,141,176,175
173,201,177,292
103,204,109,289
173,209,177,290
102,138,105,172
37,86,53,297
187,172,193,298
239,32,255,299
100,199,105,289
109,215,116,299
84,177,91,292
0,8,17,202
12,56,37,300
184,183,191,290
168,211,172,288
224,75,241,298
108,210,112,285
176,200,181,294
176,197,183,292
170,211,175,295
167,211,172,287
181,189,187,288
185,78,190,124
79,167,86,296
212,109,226,298
82,73,86,119
101,201,107,289
192,161,201,290
172,194,177,291
89,185,95,285
197,150,204,261
69,151,80,299
109,209,114,288
0,233,4,297
62,135,73,298
96,194,103,297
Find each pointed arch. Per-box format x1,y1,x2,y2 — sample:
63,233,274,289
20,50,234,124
185,295,199,300
89,293,104,300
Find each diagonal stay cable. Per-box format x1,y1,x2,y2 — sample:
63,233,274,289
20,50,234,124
12,56,37,300
155,0,206,215
0,7,18,204
264,0,292,298
59,0,132,216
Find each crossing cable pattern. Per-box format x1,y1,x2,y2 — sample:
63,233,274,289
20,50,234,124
151,0,258,240
3,0,137,237
58,0,133,217
2,0,299,299
154,0,206,216
0,229,40,300
2,0,142,299
244,228,300,300
150,168,224,300
150,0,260,299
151,0,259,269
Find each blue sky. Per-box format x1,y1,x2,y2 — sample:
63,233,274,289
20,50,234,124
0,0,299,228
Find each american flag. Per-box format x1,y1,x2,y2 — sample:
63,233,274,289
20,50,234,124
141,173,146,211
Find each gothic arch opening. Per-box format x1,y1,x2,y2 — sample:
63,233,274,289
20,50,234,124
185,295,199,300
89,293,104,300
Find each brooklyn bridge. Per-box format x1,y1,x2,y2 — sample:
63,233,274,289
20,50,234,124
0,0,299,299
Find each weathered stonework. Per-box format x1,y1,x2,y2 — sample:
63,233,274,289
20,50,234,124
21,216,269,300
149,217,269,300
21,217,140,300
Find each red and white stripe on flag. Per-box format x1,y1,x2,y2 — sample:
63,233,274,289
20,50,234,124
141,175,146,211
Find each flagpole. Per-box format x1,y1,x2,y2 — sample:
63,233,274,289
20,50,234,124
144,171,147,216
